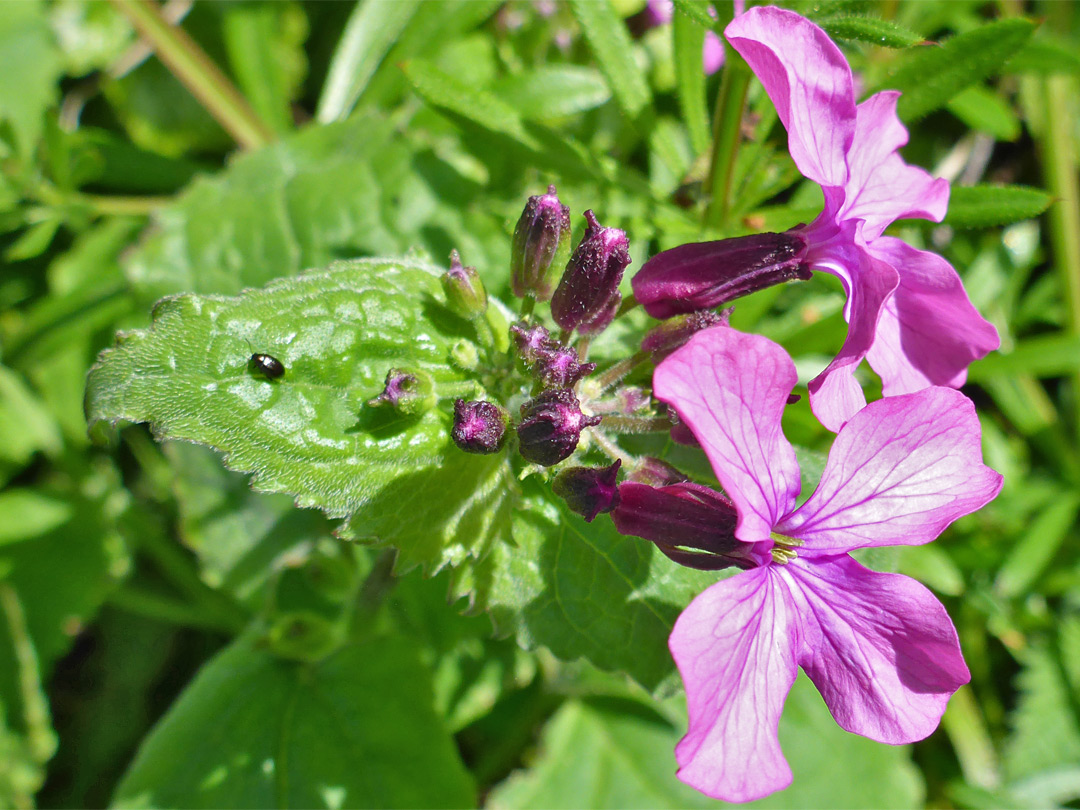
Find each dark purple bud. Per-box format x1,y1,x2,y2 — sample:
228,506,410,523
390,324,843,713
668,409,699,447
452,399,508,454
367,368,436,416
510,321,557,365
511,185,573,301
787,393,802,405
442,250,487,319
627,457,688,487
533,345,596,387
632,232,810,319
553,459,621,522
516,389,601,466
641,308,730,362
611,482,756,570
551,211,631,332
577,290,621,336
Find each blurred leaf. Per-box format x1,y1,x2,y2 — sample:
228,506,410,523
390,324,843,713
569,0,652,121
112,634,475,808
1005,37,1080,76
493,66,611,122
669,0,715,32
316,0,420,123
4,217,60,263
0,0,62,157
48,0,132,75
0,365,63,478
816,15,922,49
490,675,924,809
885,18,1036,122
969,334,1080,381
0,490,74,547
0,699,45,809
947,85,1021,142
86,258,513,574
897,544,965,596
994,493,1079,598
672,12,711,156
944,184,1052,229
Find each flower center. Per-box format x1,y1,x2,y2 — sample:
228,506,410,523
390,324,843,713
769,532,804,565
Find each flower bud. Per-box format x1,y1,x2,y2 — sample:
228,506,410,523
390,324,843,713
516,389,601,466
442,250,487,319
611,482,757,570
511,185,572,301
510,321,556,365
627,457,687,487
553,459,621,522
632,232,810,319
577,290,621,337
668,408,699,447
551,211,631,331
367,368,436,416
452,399,508,455
641,308,730,361
532,345,596,388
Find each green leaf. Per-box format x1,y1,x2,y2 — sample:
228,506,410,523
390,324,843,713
947,85,1021,142
943,184,1052,229
884,18,1036,122
86,258,513,574
568,0,652,122
994,493,1080,599
112,634,475,808
669,0,716,31
0,0,62,157
968,334,1080,381
0,365,63,478
493,66,612,122
672,12,711,156
316,0,421,123
1005,37,1080,76
490,675,924,809
816,15,922,49
0,490,73,547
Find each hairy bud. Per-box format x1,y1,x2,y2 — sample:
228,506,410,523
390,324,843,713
452,399,508,454
641,308,730,361
551,211,631,331
442,250,487,319
511,185,573,301
516,389,601,466
553,459,621,522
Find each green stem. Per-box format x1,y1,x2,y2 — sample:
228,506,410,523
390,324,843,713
108,583,240,633
599,414,672,433
586,428,636,467
518,296,536,320
941,685,1001,790
615,293,639,319
79,193,171,217
109,0,274,150
703,49,751,231
1041,73,1080,440
594,350,649,392
0,584,56,766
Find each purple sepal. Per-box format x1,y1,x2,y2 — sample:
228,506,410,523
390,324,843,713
516,388,602,466
367,368,436,416
641,309,730,362
668,409,700,447
553,459,622,522
627,457,688,487
452,399,508,455
510,321,555,364
577,290,622,336
611,481,755,570
511,185,572,301
632,232,810,319
533,345,597,388
551,211,631,331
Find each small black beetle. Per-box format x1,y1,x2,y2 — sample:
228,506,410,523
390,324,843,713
250,353,285,379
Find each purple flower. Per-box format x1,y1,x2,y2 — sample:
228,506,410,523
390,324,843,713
645,0,726,74
657,7,997,432
651,327,1002,802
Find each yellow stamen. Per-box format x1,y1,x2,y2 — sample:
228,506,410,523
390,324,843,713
771,547,798,565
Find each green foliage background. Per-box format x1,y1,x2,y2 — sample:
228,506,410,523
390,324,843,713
1,0,1078,807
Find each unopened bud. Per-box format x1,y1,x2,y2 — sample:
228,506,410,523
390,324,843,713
533,345,596,388
627,457,688,486
511,185,573,301
668,408,699,447
452,399,508,455
553,459,621,522
516,389,601,466
367,368,436,416
551,211,631,332
442,250,487,319
577,290,621,337
632,232,810,319
611,482,757,570
510,321,556,365
641,308,730,362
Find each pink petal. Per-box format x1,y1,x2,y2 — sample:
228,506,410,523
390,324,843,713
865,237,1001,396
671,568,800,802
654,328,801,543
805,233,900,432
778,387,1003,552
703,31,725,75
726,7,855,190
840,91,950,240
786,556,970,743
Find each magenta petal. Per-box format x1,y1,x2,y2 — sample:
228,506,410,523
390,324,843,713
671,568,800,802
865,237,1001,396
726,7,855,189
703,31,725,75
840,92,950,239
779,387,1003,552
787,557,970,743
654,328,801,543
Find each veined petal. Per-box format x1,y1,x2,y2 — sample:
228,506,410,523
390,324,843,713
807,237,899,432
778,387,1003,552
786,556,970,743
654,328,801,543
671,568,800,802
865,237,1001,395
726,6,855,189
841,92,950,239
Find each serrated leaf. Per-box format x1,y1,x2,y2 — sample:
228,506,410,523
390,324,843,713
86,258,513,574
944,184,1052,229
569,0,652,122
112,634,475,809
492,66,611,122
883,18,1036,121
947,85,1021,142
816,15,922,48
